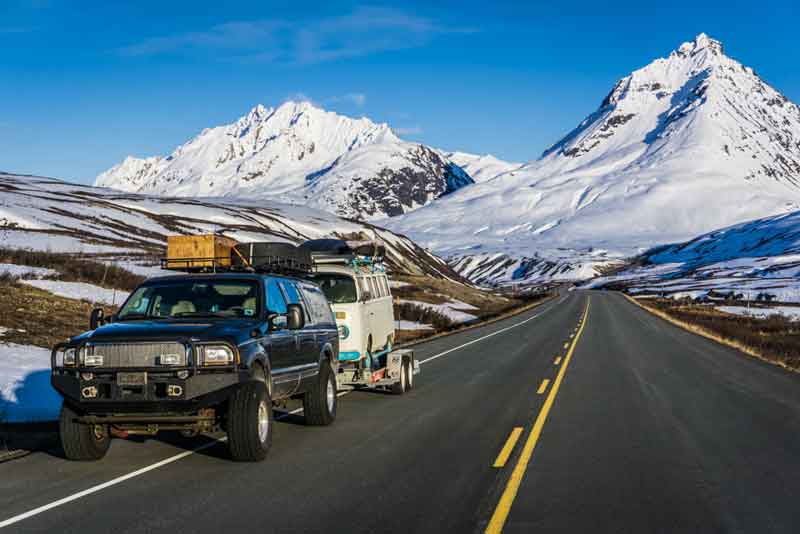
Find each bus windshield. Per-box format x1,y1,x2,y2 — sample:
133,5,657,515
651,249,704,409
305,273,358,304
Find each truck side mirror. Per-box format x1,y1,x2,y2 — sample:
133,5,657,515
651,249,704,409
286,304,305,330
89,308,105,330
269,313,287,331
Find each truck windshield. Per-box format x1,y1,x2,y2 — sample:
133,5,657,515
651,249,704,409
305,274,358,304
117,280,259,320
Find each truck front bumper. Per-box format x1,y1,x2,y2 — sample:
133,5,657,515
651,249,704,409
52,369,246,414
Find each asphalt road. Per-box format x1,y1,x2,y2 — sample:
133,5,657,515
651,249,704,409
2,291,799,533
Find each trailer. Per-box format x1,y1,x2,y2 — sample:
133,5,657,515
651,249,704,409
335,348,419,395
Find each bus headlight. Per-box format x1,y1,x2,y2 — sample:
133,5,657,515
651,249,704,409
337,325,350,340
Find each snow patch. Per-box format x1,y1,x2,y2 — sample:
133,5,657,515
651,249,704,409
0,343,61,423
22,280,130,306
0,263,57,279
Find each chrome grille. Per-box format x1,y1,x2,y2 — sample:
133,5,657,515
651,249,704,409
84,342,188,368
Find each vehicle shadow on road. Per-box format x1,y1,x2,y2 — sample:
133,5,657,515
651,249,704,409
1,370,64,459
142,432,232,460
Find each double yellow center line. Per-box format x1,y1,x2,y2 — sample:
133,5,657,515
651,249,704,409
485,298,591,534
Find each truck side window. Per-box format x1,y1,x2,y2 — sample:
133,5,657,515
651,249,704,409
301,285,335,324
279,280,301,304
265,279,287,314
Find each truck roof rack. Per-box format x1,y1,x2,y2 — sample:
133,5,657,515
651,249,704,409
162,235,312,275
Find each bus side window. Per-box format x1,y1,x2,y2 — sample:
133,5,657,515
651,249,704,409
379,276,390,297
368,277,379,300
358,276,370,300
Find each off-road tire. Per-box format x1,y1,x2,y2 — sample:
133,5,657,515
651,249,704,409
303,362,337,426
391,359,410,395
59,404,111,461
227,381,272,462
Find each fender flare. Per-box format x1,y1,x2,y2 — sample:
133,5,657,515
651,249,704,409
319,342,336,370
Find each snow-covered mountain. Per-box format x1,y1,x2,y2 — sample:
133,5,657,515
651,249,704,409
586,209,800,303
444,152,522,182
387,33,800,284
0,172,460,279
96,101,473,221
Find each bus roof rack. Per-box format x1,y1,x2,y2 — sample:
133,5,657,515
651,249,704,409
300,239,385,266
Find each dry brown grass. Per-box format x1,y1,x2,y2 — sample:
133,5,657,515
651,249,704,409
0,280,119,348
390,274,542,343
625,294,800,371
391,274,519,314
0,248,145,290
395,292,554,345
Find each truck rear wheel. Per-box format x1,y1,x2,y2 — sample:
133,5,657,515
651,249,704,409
227,381,272,462
303,362,337,426
59,404,110,461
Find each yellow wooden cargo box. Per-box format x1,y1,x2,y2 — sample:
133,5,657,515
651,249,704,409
166,234,238,269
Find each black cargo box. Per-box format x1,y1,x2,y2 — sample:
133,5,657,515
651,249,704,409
232,242,312,272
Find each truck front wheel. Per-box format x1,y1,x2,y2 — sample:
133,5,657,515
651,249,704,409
303,362,337,426
59,404,110,461
227,381,272,462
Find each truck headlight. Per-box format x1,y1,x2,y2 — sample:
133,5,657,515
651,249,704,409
337,325,350,340
159,353,182,366
62,348,77,366
84,354,104,367
201,345,235,366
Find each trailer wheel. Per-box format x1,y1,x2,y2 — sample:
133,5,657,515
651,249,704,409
405,358,414,391
59,404,110,461
303,362,337,426
391,359,409,395
227,381,272,462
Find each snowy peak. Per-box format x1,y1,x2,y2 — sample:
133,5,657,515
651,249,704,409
539,33,800,187
96,101,470,220
386,34,800,285
674,33,723,59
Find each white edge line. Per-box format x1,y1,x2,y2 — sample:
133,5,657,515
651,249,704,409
0,398,350,529
418,296,561,366
0,296,565,529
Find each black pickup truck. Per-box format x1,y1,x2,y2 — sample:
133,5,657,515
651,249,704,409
51,273,339,462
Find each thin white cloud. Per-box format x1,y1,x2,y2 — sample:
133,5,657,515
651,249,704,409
327,93,366,107
117,6,477,64
393,126,423,136
284,92,316,105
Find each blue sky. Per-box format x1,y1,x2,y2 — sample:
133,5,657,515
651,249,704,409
1,0,798,184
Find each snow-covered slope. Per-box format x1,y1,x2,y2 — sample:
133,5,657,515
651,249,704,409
586,209,800,302
444,152,522,182
96,101,473,221
0,172,460,279
387,34,800,284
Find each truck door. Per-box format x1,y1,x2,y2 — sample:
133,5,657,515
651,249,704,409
264,278,298,396
279,280,318,367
